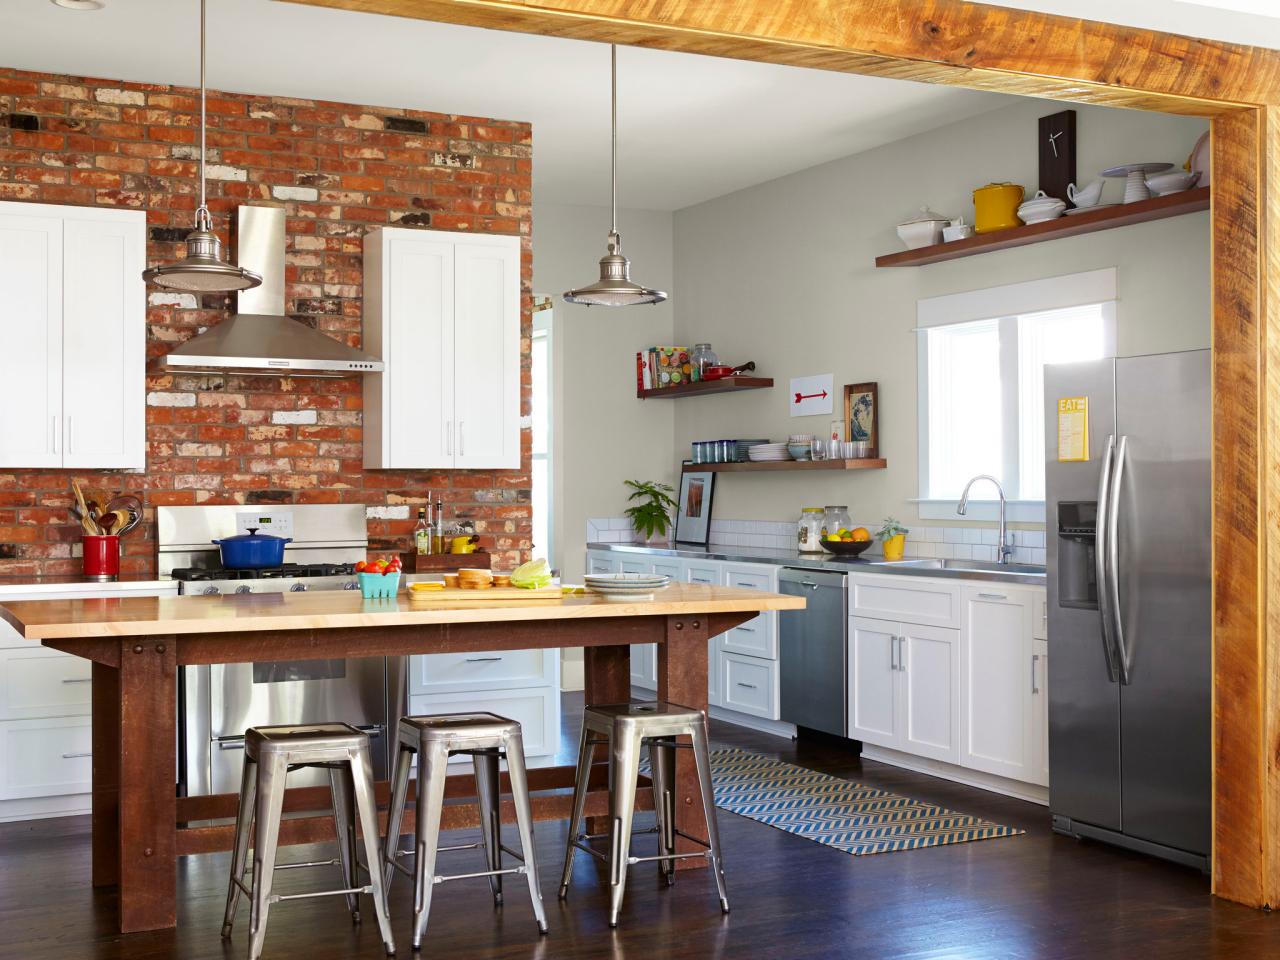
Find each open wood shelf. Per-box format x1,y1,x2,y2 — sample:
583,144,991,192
684,458,886,473
638,376,773,399
875,186,1209,268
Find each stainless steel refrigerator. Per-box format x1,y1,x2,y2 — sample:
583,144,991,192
1043,349,1210,871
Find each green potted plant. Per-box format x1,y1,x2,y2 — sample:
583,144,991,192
877,517,910,561
623,480,678,545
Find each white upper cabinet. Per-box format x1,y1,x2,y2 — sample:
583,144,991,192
363,228,521,470
0,203,145,470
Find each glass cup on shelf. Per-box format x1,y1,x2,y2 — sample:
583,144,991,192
811,438,829,461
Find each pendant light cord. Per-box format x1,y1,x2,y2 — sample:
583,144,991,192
197,0,209,226
610,43,617,237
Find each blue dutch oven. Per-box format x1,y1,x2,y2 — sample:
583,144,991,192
211,527,292,569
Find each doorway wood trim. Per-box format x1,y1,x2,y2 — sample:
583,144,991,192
287,0,1280,909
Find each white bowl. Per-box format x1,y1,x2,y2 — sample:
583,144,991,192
896,219,947,250
1145,170,1200,196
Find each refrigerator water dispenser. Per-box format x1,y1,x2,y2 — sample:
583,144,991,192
1056,500,1097,609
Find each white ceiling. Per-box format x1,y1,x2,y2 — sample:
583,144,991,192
0,0,1007,210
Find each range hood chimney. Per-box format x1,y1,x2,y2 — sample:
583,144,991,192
157,206,384,378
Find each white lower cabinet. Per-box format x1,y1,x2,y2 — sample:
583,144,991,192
960,586,1040,784
0,716,92,801
408,687,557,764
848,615,958,763
849,572,1048,799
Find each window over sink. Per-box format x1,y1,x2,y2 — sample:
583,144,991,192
916,269,1117,522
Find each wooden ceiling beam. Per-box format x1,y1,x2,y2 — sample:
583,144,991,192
281,0,1280,113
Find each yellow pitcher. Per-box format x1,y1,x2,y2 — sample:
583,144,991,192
973,182,1025,234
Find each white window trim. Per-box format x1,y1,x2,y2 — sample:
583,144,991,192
916,269,1118,523
531,308,553,560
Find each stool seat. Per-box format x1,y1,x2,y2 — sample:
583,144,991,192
245,722,367,760
397,712,521,749
221,722,395,960
560,700,728,928
383,712,549,950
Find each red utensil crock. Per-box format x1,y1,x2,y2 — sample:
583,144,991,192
83,535,121,581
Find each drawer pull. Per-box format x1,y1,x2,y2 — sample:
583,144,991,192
61,751,91,759
217,738,246,751
735,625,757,634
464,657,504,663
62,677,92,684
736,682,758,690
978,592,1007,601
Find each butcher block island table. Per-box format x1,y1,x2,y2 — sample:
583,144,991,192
0,583,802,934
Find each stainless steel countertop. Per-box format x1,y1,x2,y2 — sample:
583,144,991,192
586,542,1047,586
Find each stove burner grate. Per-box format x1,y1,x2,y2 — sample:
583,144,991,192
170,562,356,582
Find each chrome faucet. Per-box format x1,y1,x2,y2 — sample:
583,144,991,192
957,474,1014,564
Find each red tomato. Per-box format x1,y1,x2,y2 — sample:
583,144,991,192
354,560,367,573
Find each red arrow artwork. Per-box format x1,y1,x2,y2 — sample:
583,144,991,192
794,390,829,404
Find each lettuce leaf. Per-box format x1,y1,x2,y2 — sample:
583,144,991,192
511,558,552,589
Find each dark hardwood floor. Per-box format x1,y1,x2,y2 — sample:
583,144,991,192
1,693,1277,960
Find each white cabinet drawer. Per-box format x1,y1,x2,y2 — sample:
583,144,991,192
407,686,558,762
0,648,91,720
721,564,778,659
586,553,618,575
1032,590,1048,641
682,561,721,586
849,574,961,628
720,653,778,720
0,716,92,800
409,648,554,696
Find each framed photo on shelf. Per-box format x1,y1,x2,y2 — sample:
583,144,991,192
675,468,716,546
843,382,879,458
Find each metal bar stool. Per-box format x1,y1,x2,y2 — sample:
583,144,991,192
220,723,395,960
382,712,549,951
558,701,728,928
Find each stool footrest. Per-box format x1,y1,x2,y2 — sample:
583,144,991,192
627,850,710,866
269,884,373,905
434,865,527,885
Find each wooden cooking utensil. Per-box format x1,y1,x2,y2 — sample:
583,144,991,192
71,480,100,535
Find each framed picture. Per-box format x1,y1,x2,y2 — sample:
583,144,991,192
675,469,716,546
843,382,879,458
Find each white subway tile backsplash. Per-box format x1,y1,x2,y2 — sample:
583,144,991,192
963,529,982,545
944,528,964,544
927,527,944,543
952,544,973,560
981,529,999,546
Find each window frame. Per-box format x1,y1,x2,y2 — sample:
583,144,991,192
530,307,553,560
914,269,1117,523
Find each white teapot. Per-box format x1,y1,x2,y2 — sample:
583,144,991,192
1067,179,1106,208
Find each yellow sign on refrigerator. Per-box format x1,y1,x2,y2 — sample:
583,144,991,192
1057,397,1089,462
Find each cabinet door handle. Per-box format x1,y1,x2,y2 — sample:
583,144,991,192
62,677,92,684
978,592,1007,601
1031,653,1041,694
736,682,758,690
898,636,907,673
61,751,91,760
51,416,59,455
458,421,465,456
735,625,757,633
890,636,898,671
465,656,503,663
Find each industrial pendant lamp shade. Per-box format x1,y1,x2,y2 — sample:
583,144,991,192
142,0,260,293
563,45,666,307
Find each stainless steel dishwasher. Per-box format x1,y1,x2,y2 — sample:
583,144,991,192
778,567,848,737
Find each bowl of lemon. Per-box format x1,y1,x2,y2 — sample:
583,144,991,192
819,526,875,557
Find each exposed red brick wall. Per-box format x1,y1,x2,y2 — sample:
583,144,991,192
0,67,532,577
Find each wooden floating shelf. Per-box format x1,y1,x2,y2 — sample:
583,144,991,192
638,376,773,399
684,458,886,473
875,186,1210,268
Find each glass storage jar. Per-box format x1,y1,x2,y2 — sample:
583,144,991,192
797,507,825,553
689,343,719,381
821,506,852,540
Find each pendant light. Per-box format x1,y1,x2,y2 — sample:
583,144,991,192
142,0,261,292
563,45,666,307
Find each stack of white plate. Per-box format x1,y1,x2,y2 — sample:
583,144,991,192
747,442,792,462
583,572,671,601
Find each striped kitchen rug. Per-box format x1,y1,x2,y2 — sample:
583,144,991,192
700,748,1024,856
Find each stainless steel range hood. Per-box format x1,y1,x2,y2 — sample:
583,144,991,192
157,206,383,378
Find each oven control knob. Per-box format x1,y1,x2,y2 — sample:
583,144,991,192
290,582,308,592
235,585,252,595
343,581,360,591
202,586,220,596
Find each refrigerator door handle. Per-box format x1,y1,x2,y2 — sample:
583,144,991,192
1108,435,1132,685
1095,434,1121,682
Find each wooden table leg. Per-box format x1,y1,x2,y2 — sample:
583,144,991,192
116,636,178,933
657,614,710,871
91,661,120,888
583,643,631,835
